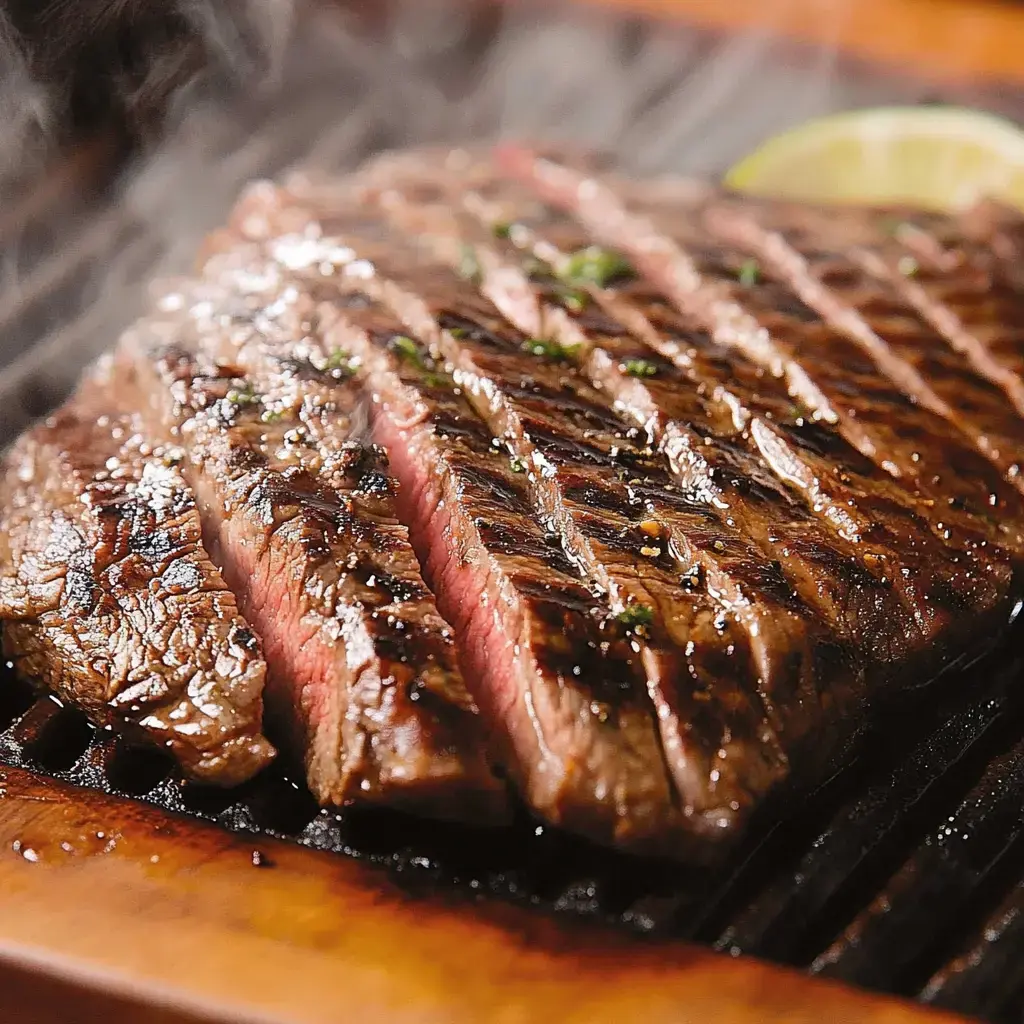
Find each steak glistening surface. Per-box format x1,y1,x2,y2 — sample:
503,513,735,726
1,147,1022,857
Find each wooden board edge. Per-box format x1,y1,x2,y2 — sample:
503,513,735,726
578,0,1024,86
0,767,967,1024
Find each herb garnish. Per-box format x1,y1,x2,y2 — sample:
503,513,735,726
522,255,552,281
509,456,528,474
523,337,579,361
390,335,424,366
897,255,919,277
615,604,654,629
492,221,513,240
551,281,589,314
561,246,634,288
736,259,760,286
324,348,355,375
623,358,658,378
261,409,284,423
226,383,260,407
458,244,482,284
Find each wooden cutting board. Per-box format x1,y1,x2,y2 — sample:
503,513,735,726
0,767,965,1024
593,0,1024,84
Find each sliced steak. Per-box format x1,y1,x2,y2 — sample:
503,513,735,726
119,272,506,823
220,182,787,849
697,194,1024,485
500,149,1024,542
326,304,694,853
0,359,274,785
359,156,1011,674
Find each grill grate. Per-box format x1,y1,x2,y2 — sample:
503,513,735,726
2,2,1024,1021
5,632,1024,1022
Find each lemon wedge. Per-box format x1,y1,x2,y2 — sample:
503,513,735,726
725,106,1024,212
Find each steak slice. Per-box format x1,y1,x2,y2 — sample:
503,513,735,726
697,194,1024,486
202,232,700,853
218,184,781,850
119,273,506,823
358,156,1009,671
501,149,1024,537
0,359,274,785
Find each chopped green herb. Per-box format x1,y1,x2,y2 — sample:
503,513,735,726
226,383,259,407
550,281,589,314
324,348,355,374
448,326,469,339
561,246,634,288
522,337,579,361
390,335,424,366
736,259,760,286
491,221,513,240
509,456,528,474
458,244,481,283
522,255,552,281
897,255,919,277
261,409,284,423
623,358,658,378
615,604,654,629
423,372,450,390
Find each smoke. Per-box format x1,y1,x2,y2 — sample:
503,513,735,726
0,0,1015,439
0,0,297,182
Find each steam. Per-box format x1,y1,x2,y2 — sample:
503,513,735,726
0,0,1010,439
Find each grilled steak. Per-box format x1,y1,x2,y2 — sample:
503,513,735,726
0,359,274,785
3,146,1023,858
118,270,506,822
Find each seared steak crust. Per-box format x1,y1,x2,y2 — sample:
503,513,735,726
120,270,506,823
4,145,1024,860
0,360,274,785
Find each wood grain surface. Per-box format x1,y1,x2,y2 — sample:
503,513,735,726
0,766,966,1024
587,0,1024,85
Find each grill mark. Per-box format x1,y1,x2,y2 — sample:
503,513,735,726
309,297,705,853
431,162,1009,642
702,200,1024,493
742,212,1024,483
881,206,1024,418
0,366,274,786
365,174,908,751
122,264,504,822
722,197,1024,423
499,150,1024,562
253,190,800,830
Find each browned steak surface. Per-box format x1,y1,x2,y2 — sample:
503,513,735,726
0,359,274,785
4,146,1024,860
213,167,1021,855
207,195,711,855
118,269,506,824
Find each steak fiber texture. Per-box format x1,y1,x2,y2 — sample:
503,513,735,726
1,146,1021,858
